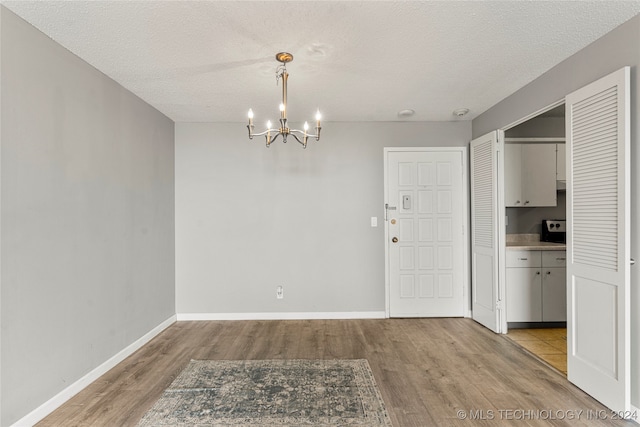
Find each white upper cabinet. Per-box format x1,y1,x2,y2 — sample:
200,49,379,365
504,144,523,207
504,143,557,207
556,143,566,181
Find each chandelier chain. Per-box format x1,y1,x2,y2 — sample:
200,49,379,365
276,64,287,85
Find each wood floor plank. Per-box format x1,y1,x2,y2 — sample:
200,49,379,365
35,319,636,426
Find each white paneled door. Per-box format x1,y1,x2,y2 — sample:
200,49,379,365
566,67,630,412
385,149,468,317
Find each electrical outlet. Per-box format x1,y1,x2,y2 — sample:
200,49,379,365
276,286,284,299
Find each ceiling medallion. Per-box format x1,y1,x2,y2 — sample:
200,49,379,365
247,52,321,148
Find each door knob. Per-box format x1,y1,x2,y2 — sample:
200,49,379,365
392,237,398,243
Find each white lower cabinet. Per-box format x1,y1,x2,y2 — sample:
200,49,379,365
506,250,566,322
541,251,567,321
506,265,542,321
506,251,542,322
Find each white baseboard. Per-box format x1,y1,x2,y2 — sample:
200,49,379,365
177,311,386,321
11,314,177,427
631,404,640,425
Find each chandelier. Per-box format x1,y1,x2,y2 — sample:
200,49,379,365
247,52,321,148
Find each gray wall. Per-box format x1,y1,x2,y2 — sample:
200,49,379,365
506,193,566,235
1,8,175,426
176,122,470,315
473,14,640,409
505,117,565,138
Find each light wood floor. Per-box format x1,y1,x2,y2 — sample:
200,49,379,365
507,328,567,375
36,319,635,426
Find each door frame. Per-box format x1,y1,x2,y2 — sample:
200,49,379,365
383,147,471,318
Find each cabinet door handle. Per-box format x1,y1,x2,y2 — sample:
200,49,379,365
536,271,541,275
556,257,566,261
518,258,528,261
546,271,551,275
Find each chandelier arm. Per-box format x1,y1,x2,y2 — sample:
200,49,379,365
266,132,281,147
290,129,319,139
250,129,276,137
251,127,320,139
289,133,308,148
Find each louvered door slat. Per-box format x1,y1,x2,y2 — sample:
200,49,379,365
573,102,617,126
574,112,618,134
572,84,619,271
573,86,617,112
472,141,493,248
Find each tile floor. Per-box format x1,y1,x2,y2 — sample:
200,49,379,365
506,327,567,375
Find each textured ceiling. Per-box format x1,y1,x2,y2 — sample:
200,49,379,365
4,1,640,123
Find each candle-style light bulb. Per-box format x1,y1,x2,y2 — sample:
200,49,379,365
266,120,272,144
304,121,309,131
315,110,321,127
247,109,254,129
279,104,285,112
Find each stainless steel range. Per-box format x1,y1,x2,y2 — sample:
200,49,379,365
541,219,566,243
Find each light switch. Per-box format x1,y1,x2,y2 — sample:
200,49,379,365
371,217,378,227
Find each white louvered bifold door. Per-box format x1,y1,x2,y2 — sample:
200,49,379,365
470,131,505,333
566,67,630,412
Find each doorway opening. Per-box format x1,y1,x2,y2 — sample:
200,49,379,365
502,103,567,375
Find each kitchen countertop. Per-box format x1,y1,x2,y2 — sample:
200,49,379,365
506,241,566,251
506,233,566,251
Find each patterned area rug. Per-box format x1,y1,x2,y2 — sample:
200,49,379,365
138,359,392,426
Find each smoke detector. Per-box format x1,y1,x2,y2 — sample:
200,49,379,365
397,109,415,118
453,108,470,117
